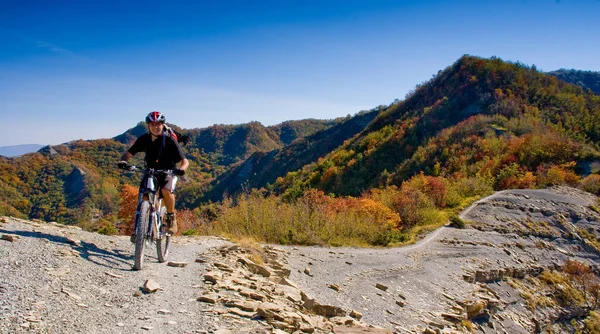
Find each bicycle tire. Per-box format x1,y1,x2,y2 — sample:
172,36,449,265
134,201,151,270
156,206,170,263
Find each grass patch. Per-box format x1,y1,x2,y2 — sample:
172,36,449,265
585,311,600,333
181,229,197,236
97,222,119,235
577,228,600,253
460,319,473,331
449,215,466,229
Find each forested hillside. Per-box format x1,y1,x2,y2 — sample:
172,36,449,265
0,119,337,225
276,55,600,198
201,110,379,203
548,68,600,95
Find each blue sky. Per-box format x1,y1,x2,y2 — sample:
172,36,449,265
1,0,599,146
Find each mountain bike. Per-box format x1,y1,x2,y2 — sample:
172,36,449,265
124,166,172,270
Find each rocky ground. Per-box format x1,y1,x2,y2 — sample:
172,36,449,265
1,186,599,333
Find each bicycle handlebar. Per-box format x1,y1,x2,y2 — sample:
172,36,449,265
119,165,187,180
125,166,175,175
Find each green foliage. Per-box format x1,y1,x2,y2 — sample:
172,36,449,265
275,55,600,200
97,222,119,235
203,110,379,203
270,119,339,145
182,229,198,236
0,117,338,226
548,69,600,95
449,215,466,229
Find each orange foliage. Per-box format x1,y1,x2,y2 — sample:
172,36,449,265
118,184,138,235
518,171,537,188
563,260,600,309
392,188,428,228
537,162,580,187
320,166,339,186
498,171,537,189
299,189,331,214
326,197,401,229
479,158,496,176
175,209,202,235
402,172,449,208
354,198,401,229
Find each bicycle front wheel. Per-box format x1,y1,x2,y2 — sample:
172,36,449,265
134,201,151,270
156,206,170,263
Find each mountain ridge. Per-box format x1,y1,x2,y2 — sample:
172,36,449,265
275,55,600,198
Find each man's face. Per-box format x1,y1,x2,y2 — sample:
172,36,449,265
148,121,163,136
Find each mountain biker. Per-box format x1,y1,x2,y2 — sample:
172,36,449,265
118,111,189,236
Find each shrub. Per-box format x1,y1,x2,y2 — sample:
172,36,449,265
392,186,435,228
97,221,119,235
451,175,494,199
580,174,600,195
117,184,138,235
537,162,580,187
213,188,405,247
449,215,466,229
176,209,203,236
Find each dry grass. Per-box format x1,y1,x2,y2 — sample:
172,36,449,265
212,192,411,247
585,311,600,333
460,319,473,332
235,236,266,265
577,228,600,253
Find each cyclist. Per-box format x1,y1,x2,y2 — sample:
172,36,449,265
118,111,189,236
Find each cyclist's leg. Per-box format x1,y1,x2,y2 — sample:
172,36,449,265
161,175,179,234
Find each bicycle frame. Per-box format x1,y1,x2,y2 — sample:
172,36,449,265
126,167,173,270
134,169,168,241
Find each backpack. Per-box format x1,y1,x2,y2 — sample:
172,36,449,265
163,124,190,146
155,124,190,164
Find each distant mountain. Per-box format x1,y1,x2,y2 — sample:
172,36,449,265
0,118,340,223
0,144,45,157
548,69,600,95
269,119,340,145
201,110,379,202
112,122,148,145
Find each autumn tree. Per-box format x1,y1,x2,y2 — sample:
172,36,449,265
564,260,600,310
118,184,138,235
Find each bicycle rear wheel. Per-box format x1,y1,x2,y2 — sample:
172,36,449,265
156,206,170,263
134,201,151,270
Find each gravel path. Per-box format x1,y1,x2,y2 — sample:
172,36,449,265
275,186,600,333
0,218,245,333
1,186,599,333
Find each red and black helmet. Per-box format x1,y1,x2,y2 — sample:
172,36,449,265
145,111,166,123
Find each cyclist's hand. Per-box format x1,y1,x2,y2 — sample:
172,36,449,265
173,168,185,176
117,161,130,170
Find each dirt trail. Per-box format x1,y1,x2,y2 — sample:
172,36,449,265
1,186,599,333
0,219,238,333
276,187,600,333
